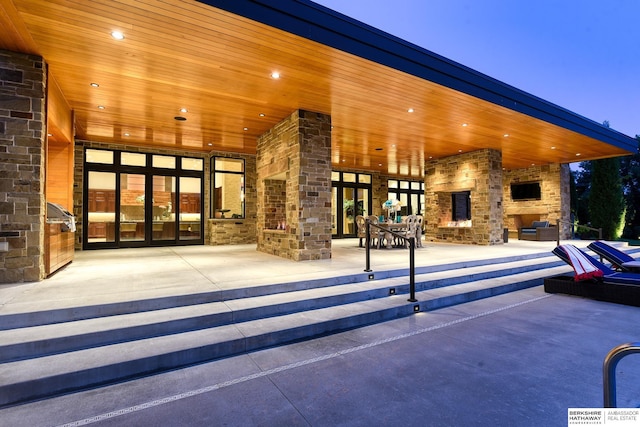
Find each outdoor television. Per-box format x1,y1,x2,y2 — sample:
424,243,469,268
510,182,541,200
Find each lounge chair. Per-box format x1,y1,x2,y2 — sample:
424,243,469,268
551,244,640,284
587,241,639,272
546,244,640,307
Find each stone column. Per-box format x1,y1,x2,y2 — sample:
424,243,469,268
424,149,503,245
256,110,332,260
0,49,47,282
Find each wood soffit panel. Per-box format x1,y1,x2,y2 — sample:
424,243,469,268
0,0,634,177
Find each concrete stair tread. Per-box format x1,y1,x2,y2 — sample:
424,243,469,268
0,262,568,407
0,255,564,352
0,251,563,320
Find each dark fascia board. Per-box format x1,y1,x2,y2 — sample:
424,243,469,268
201,0,638,153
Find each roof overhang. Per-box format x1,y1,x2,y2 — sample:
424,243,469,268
1,0,636,176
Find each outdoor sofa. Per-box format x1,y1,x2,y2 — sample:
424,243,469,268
518,220,556,241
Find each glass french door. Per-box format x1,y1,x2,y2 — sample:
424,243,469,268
86,171,116,244
332,185,370,238
84,149,204,249
120,173,146,242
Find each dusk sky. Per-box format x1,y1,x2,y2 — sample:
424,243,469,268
314,0,639,139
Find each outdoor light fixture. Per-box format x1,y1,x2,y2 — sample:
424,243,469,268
111,31,125,40
368,274,374,280
271,71,280,79
413,305,420,313
389,288,396,295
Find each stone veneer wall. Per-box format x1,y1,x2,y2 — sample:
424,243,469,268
0,50,47,282
503,163,570,239
424,149,503,245
256,110,331,261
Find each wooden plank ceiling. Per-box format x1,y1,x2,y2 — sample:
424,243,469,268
0,0,631,175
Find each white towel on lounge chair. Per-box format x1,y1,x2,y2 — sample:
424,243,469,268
560,244,604,281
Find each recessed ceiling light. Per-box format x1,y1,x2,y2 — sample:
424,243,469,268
259,113,265,117
271,71,280,79
378,163,382,166
207,143,213,146
458,149,463,153
243,127,249,131
462,123,468,127
179,108,188,113
47,133,53,137
342,159,346,162
550,146,556,150
124,132,130,137
90,83,99,87
576,153,581,156
97,105,105,109
174,116,187,121
111,31,125,40
503,134,510,137
407,108,414,113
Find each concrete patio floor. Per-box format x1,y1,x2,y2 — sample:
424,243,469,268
2,239,639,426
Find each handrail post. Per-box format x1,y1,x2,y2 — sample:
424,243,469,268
364,218,372,272
556,220,560,246
408,237,417,302
603,342,640,407
598,228,602,240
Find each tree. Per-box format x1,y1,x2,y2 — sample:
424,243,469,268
589,156,625,239
573,161,592,225
619,135,640,238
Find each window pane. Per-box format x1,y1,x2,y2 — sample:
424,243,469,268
152,176,176,240
120,174,145,242
215,158,243,172
358,174,371,184
411,181,420,190
400,181,410,189
343,173,356,183
86,149,113,164
153,155,176,169
121,152,146,167
388,180,398,189
87,171,116,243
213,172,244,218
179,177,201,240
182,157,203,171
331,171,340,181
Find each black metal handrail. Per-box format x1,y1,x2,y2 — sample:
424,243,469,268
603,342,640,407
364,218,417,302
555,218,602,246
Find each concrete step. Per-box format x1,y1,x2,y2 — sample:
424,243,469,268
0,255,566,363
0,250,556,330
0,251,570,407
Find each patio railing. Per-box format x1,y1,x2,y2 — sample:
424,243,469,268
603,342,640,407
364,218,417,302
556,218,602,246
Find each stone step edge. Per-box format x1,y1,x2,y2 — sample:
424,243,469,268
0,251,556,329
0,266,560,408
0,260,566,363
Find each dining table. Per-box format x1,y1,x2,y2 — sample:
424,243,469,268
377,222,409,248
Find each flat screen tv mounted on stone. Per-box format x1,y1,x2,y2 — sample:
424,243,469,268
510,182,541,200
